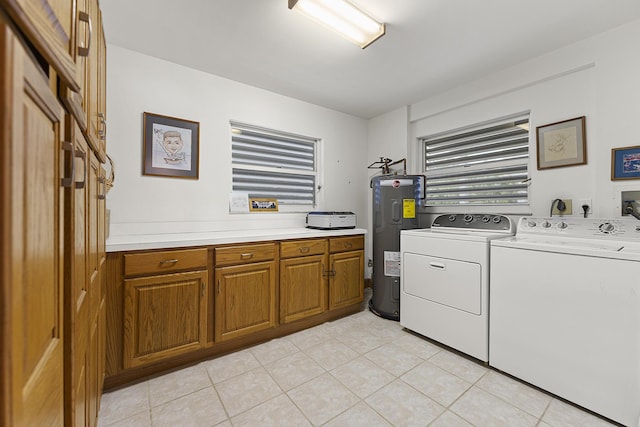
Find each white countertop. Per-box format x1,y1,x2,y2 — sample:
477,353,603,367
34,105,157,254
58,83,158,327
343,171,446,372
106,227,367,252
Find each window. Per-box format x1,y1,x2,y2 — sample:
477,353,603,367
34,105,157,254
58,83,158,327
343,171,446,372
231,122,318,206
420,113,530,207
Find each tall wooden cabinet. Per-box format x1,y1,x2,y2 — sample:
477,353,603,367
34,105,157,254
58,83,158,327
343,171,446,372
0,0,108,425
0,15,66,426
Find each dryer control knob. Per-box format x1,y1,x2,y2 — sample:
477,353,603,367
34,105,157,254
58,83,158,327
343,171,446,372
542,221,552,228
599,222,616,233
448,215,457,222
527,220,537,227
464,214,474,223
491,216,502,223
557,221,568,229
482,215,491,223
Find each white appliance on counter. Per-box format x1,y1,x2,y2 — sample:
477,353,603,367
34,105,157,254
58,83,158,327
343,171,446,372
306,211,356,230
490,217,640,427
400,214,514,362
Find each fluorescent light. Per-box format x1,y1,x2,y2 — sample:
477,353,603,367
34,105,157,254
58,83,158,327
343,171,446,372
288,0,385,49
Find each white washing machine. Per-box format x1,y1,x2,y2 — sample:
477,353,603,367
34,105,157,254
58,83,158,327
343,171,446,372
490,217,640,427
400,213,514,362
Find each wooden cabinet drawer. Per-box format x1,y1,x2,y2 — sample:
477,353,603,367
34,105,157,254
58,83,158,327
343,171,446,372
280,239,327,259
329,236,364,253
215,243,276,266
124,248,207,277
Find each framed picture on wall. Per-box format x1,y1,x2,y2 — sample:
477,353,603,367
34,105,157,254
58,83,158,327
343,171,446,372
536,116,587,170
143,112,200,179
611,145,640,180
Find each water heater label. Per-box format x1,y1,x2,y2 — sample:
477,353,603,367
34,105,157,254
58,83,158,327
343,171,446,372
403,199,416,218
384,251,401,277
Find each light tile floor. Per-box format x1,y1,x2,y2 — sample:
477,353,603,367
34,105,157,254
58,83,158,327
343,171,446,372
98,308,618,427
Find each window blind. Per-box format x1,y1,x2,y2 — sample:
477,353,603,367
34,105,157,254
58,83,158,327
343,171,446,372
231,122,318,205
421,114,530,206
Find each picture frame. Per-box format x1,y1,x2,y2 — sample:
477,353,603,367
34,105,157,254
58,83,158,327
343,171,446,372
536,116,586,170
249,198,279,212
143,112,200,179
611,145,640,180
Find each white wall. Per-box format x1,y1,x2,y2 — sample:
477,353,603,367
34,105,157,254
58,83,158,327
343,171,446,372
402,19,640,220
106,46,368,237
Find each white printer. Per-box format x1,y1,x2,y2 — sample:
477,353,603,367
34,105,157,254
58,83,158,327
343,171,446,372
306,211,356,230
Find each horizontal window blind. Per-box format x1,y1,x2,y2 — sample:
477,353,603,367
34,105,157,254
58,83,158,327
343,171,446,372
421,115,530,206
231,122,318,205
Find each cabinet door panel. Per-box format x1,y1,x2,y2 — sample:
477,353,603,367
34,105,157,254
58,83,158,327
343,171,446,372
123,271,208,368
215,261,276,341
1,20,65,426
4,0,78,89
280,254,327,323
329,251,364,310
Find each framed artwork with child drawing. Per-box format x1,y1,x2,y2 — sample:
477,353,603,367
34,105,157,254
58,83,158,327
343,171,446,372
143,112,200,179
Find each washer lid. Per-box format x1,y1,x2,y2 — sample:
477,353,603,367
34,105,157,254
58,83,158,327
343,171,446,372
491,235,640,261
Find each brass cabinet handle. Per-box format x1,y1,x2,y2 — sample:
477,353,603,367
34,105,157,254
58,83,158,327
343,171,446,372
298,246,310,253
217,279,221,294
61,141,75,188
98,112,107,140
74,148,86,189
159,259,179,265
201,282,205,297
322,264,336,277
77,11,92,57
97,176,106,200
344,242,353,249
240,253,254,259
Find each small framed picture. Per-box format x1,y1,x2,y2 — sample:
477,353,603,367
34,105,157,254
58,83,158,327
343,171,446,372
611,145,640,180
143,112,200,179
249,198,279,212
536,116,587,170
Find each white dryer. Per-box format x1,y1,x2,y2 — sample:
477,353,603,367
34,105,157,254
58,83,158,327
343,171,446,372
400,214,514,362
490,217,640,427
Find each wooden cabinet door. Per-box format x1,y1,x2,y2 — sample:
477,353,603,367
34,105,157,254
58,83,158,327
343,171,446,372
97,5,107,158
280,254,327,323
0,19,65,426
64,120,90,427
215,261,276,341
123,271,208,368
84,0,106,156
87,149,105,424
2,0,78,89
329,251,364,310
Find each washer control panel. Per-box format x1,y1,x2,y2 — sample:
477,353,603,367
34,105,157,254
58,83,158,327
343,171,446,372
432,214,512,231
518,217,640,240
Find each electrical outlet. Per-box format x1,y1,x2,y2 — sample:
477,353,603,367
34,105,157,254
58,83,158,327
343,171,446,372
577,199,591,217
552,199,572,215
621,191,640,216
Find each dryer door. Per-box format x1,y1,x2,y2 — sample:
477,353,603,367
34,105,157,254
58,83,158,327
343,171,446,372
403,252,481,315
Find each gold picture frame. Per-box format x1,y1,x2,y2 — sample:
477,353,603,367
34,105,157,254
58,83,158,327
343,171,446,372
249,198,279,212
536,116,586,170
611,145,640,180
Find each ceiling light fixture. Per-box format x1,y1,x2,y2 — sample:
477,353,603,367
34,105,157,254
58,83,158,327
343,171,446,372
288,0,385,49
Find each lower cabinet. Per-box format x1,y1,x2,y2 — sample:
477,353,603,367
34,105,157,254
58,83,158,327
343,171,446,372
214,243,277,341
279,239,328,323
122,248,208,368
105,235,363,389
329,236,365,310
123,271,208,368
